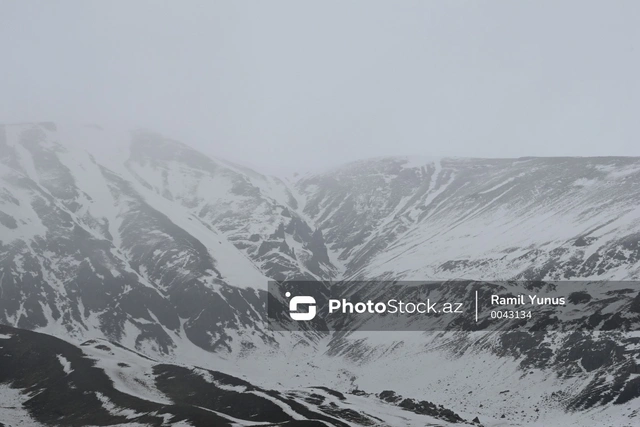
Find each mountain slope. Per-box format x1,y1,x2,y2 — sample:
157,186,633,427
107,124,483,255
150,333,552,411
297,156,640,280
0,324,469,427
0,123,332,358
125,130,336,281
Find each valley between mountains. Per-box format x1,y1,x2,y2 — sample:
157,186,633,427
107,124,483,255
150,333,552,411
1,122,640,426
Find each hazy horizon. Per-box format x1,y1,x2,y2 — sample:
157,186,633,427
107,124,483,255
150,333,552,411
6,120,640,179
2,1,639,173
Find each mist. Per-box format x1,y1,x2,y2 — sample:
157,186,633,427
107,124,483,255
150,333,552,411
2,0,639,174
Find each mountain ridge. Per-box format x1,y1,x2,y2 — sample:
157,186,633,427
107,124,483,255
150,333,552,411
2,122,640,426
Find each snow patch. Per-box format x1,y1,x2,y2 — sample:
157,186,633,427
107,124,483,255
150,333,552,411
56,354,73,374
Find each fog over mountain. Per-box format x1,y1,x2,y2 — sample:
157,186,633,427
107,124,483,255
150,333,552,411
2,1,640,173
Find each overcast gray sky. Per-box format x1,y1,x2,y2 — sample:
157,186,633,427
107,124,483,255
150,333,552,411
1,1,639,173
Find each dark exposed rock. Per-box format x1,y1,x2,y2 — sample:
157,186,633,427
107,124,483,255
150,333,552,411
376,390,465,423
568,291,592,304
270,223,286,239
0,210,17,229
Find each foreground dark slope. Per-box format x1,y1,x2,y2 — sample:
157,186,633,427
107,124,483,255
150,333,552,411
0,324,468,427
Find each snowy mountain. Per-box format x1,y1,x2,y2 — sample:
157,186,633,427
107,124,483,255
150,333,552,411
0,122,333,355
1,122,640,426
297,156,640,281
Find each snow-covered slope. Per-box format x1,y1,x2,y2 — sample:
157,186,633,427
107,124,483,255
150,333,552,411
125,130,335,281
297,156,640,281
292,155,640,426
